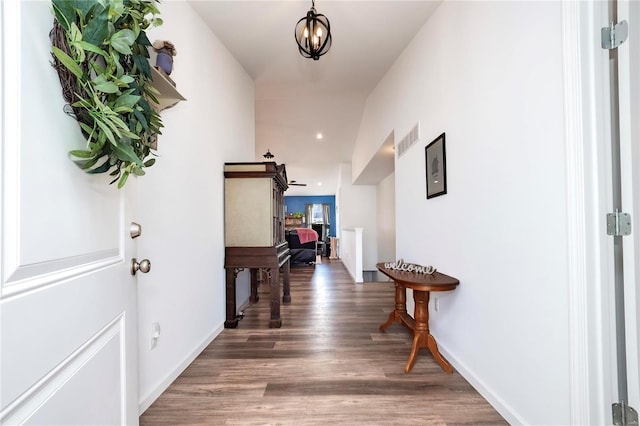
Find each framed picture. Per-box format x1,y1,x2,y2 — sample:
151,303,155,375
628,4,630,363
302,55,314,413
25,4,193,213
425,132,447,199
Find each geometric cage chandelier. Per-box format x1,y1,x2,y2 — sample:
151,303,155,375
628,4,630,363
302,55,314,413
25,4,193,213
294,0,332,60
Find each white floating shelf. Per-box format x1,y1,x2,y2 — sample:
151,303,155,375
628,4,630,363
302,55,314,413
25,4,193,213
150,66,186,111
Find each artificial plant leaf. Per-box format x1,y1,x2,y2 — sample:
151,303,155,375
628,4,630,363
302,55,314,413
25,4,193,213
80,156,100,170
143,158,156,167
108,0,125,19
72,98,90,108
71,158,90,169
93,117,116,144
120,128,141,140
69,42,86,62
112,143,143,166
114,94,141,110
128,8,143,22
113,106,133,114
136,30,152,48
93,78,119,93
78,41,108,58
138,97,151,114
89,58,106,77
146,91,160,106
110,29,136,55
97,82,119,94
101,116,124,137
78,121,95,136
130,19,141,40
145,84,160,97
117,171,130,188
69,0,95,20
110,51,124,78
83,6,109,46
52,46,83,79
132,54,151,78
69,149,94,158
96,129,108,148
52,0,74,31
105,114,131,135
132,166,145,176
87,159,112,174
121,88,136,97
133,109,148,131
113,76,135,89
89,137,106,153
145,2,161,15
69,22,82,43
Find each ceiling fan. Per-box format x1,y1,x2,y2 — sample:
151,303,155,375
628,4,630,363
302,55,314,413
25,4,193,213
288,180,307,186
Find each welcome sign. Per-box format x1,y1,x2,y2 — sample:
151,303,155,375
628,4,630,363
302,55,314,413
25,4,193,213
383,259,436,275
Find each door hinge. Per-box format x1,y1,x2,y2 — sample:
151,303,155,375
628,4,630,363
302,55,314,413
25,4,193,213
613,402,639,425
602,20,629,50
607,211,632,236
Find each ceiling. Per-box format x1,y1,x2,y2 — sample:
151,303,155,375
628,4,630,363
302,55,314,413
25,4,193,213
189,0,440,195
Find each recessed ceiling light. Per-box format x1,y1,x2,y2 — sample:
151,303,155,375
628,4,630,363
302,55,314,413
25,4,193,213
316,133,323,140
317,182,323,186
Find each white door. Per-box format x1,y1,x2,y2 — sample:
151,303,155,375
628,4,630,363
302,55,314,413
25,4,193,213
1,1,139,424
617,0,640,410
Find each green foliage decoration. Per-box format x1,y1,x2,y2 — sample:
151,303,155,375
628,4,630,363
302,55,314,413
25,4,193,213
50,0,164,188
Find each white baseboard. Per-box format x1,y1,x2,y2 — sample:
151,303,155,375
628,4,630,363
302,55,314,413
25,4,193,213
438,342,526,425
138,324,224,414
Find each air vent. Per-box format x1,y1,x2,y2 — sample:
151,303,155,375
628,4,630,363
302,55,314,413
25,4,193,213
396,122,420,158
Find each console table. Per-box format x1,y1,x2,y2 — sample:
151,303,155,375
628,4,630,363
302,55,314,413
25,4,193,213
377,263,459,373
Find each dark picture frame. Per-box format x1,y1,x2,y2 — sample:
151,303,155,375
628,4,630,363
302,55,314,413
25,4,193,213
425,132,447,199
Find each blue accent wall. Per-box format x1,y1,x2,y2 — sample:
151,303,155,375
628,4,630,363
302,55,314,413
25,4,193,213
284,195,336,237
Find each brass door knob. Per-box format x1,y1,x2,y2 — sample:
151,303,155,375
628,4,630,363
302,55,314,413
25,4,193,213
130,258,151,275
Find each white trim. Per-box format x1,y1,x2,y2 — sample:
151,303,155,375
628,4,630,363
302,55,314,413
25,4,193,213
562,2,591,424
2,250,122,298
562,1,618,424
138,324,224,414
438,345,524,425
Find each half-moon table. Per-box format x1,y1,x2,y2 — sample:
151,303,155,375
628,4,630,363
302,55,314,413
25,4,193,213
377,263,459,373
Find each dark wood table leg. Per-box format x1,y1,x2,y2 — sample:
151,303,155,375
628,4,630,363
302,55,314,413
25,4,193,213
405,290,453,374
379,282,407,332
268,268,282,328
250,268,259,304
282,259,291,304
224,268,238,328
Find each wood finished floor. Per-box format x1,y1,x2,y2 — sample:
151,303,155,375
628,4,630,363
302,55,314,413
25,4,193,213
140,260,507,425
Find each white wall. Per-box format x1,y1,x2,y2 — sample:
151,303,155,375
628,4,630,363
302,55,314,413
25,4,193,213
136,0,254,412
341,228,364,283
376,172,396,266
337,163,377,271
352,2,569,424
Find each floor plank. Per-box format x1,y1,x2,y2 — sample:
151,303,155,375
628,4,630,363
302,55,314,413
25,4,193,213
140,260,506,425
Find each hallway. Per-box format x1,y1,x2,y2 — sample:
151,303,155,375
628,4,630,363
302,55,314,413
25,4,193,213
141,261,506,425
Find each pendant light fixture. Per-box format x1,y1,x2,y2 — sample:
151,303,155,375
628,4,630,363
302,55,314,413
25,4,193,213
294,0,332,60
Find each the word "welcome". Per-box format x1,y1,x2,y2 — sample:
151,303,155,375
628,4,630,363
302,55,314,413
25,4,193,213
384,259,436,275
